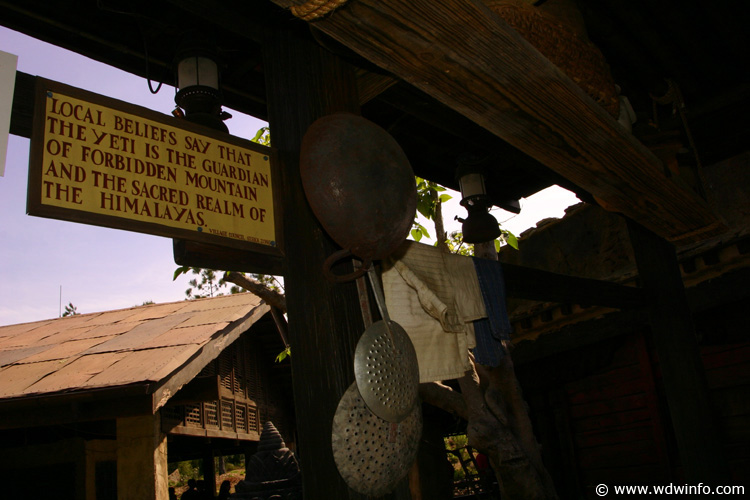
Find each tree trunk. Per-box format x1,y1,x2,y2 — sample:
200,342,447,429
432,188,449,253
478,356,559,498
420,241,558,499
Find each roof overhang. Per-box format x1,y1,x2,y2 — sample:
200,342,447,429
270,0,725,244
0,298,273,430
4,0,744,246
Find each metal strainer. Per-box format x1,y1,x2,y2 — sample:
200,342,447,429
332,381,422,496
354,268,420,422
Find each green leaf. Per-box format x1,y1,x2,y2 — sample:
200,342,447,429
412,222,430,240
411,228,423,242
503,230,519,250
173,266,191,281
275,346,291,363
439,193,452,203
252,126,268,143
416,198,434,219
494,239,501,252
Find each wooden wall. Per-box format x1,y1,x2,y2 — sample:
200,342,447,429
702,340,750,482
0,436,89,500
163,328,294,446
563,333,670,491
519,328,750,498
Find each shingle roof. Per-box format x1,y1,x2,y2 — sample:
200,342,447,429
0,294,269,404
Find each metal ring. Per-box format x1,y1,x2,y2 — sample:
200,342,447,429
322,249,370,283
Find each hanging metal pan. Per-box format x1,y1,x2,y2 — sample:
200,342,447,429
332,381,422,497
300,113,417,283
354,268,419,423
354,319,419,423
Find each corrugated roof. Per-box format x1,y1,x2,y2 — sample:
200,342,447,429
0,293,269,402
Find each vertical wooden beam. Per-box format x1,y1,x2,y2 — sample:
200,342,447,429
201,448,217,497
634,331,673,480
85,439,117,500
549,389,581,497
261,26,369,498
626,221,729,484
116,414,169,500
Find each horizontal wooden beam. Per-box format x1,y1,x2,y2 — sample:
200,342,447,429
511,254,750,365
172,239,285,276
10,71,35,138
271,0,725,244
502,262,645,309
164,424,260,441
166,375,221,405
0,385,153,429
511,309,648,366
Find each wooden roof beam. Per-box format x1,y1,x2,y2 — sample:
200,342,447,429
502,263,644,309
270,0,725,244
356,69,398,104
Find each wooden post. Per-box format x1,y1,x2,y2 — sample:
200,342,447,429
116,414,169,500
626,220,729,484
201,448,216,497
634,331,673,480
261,25,371,498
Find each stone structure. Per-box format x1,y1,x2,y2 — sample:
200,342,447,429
232,422,302,500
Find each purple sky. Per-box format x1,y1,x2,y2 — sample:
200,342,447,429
0,26,578,325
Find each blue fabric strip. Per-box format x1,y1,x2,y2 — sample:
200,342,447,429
471,257,511,366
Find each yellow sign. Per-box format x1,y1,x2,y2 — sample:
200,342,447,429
28,79,281,255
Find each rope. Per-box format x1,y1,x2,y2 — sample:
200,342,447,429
650,79,708,199
290,0,350,21
485,0,620,117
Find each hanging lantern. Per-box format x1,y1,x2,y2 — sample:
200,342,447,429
174,34,229,132
456,156,502,244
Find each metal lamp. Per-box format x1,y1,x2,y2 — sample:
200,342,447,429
456,156,502,244
174,35,229,132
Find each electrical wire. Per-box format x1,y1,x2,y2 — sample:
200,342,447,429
96,0,164,94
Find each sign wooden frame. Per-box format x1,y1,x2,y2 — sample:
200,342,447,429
27,78,284,258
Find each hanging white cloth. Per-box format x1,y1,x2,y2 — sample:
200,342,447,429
382,241,485,383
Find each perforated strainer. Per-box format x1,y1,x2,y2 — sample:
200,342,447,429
354,268,420,423
332,381,422,496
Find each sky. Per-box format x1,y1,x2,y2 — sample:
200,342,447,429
0,26,579,326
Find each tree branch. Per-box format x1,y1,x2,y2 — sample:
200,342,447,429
224,272,287,313
419,381,469,421
432,189,449,253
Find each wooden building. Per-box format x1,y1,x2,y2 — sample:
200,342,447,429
501,154,750,497
2,0,749,498
0,293,293,500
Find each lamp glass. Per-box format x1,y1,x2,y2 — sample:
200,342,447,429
459,172,487,200
177,56,219,90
